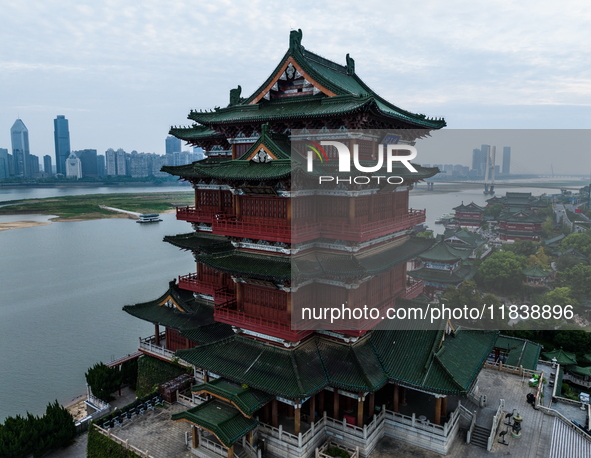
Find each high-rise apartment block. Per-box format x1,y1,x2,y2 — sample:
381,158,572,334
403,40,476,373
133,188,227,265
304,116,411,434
43,155,53,175
54,115,71,175
165,135,181,155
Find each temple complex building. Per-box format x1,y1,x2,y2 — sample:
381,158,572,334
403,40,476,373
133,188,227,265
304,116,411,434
123,31,499,457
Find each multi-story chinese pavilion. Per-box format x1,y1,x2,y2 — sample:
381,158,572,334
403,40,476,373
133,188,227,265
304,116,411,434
124,30,498,458
452,202,485,229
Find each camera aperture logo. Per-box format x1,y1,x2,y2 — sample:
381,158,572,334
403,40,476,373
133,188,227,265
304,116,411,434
305,140,419,185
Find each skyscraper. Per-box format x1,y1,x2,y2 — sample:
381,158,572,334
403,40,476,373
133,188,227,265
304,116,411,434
54,115,71,175
471,147,486,176
11,119,30,177
43,155,53,175
105,148,117,175
0,148,9,179
74,149,98,177
502,147,511,175
165,135,181,155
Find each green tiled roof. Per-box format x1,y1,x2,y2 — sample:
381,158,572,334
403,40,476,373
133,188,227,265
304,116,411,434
237,125,292,161
453,202,484,212
169,125,225,142
176,327,498,397
522,265,552,278
180,324,235,345
175,30,444,131
494,335,542,370
543,233,565,247
443,229,486,250
499,210,545,223
163,159,293,181
171,399,258,447
408,265,476,284
122,281,233,342
192,378,272,416
371,325,498,395
566,366,591,377
418,241,470,263
164,232,234,254
542,348,577,366
195,237,434,281
199,251,291,281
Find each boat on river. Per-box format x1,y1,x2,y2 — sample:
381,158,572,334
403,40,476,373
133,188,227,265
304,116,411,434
136,213,162,223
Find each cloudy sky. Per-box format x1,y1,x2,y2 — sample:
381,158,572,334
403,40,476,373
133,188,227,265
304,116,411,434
1,0,590,173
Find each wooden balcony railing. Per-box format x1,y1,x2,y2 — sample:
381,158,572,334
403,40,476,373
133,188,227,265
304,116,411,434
404,279,424,299
176,206,222,224
178,273,221,296
214,307,313,341
210,209,426,243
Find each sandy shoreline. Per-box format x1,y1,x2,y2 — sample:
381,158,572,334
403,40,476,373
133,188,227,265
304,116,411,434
0,221,52,231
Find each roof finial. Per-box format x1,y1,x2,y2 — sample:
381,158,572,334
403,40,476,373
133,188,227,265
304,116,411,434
229,85,242,106
289,29,303,52
346,54,355,75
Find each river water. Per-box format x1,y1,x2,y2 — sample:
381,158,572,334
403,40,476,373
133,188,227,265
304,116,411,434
0,182,574,421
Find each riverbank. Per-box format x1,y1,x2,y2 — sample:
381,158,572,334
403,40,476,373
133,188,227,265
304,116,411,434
0,192,193,223
0,220,52,231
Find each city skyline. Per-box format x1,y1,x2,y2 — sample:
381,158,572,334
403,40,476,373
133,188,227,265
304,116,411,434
1,1,590,173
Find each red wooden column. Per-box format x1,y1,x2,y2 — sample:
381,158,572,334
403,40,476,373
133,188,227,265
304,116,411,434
272,399,278,428
441,396,447,423
294,401,301,435
357,394,364,427
191,425,198,448
333,390,340,419
309,394,316,423
318,390,325,414
154,324,160,346
393,384,399,413
434,397,442,426
368,392,375,418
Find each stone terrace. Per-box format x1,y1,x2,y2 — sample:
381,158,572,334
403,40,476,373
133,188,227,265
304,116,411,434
105,402,192,458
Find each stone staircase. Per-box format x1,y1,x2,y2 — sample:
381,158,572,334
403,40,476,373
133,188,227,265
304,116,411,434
470,424,491,449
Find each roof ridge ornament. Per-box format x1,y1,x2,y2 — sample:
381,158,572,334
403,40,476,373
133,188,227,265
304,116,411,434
346,54,355,75
289,29,303,53
229,85,242,106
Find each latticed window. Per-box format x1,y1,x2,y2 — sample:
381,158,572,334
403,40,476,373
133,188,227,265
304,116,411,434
242,197,287,219
223,191,233,208
318,196,348,218
292,196,315,220
199,191,219,208
243,286,287,310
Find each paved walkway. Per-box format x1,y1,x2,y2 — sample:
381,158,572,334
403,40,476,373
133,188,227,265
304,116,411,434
110,402,192,458
371,367,557,458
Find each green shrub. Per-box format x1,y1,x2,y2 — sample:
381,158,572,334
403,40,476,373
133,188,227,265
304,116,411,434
135,355,186,398
87,426,142,458
325,446,351,458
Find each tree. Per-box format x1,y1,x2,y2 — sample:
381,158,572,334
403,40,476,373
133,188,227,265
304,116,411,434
539,287,579,310
542,217,555,238
484,203,504,219
556,253,586,271
416,230,434,239
503,239,538,257
559,232,591,258
552,330,591,354
476,251,527,294
560,264,591,299
85,362,123,402
527,247,550,269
